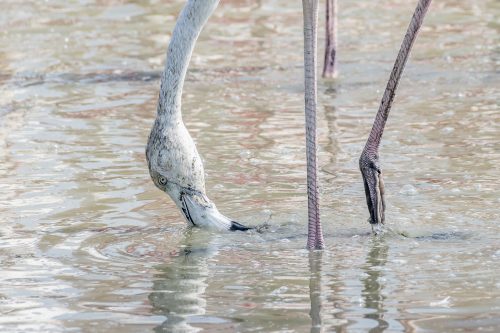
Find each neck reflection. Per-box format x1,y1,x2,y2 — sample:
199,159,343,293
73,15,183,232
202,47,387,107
361,237,389,333
149,229,217,333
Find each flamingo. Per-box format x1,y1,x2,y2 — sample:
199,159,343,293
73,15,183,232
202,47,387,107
145,0,432,247
146,0,322,243
146,0,251,231
359,0,432,233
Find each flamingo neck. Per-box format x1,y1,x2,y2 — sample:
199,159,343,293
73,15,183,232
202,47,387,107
364,0,432,153
157,0,220,117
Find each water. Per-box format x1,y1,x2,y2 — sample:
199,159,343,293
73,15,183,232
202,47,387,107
1,0,499,332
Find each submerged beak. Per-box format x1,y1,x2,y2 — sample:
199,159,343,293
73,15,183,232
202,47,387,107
360,160,386,228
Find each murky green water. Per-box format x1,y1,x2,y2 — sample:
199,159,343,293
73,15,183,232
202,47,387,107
1,0,499,332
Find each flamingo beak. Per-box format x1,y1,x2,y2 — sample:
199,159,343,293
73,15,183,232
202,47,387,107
361,163,385,230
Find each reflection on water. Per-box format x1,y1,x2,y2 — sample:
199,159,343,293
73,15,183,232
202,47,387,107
361,239,389,333
308,251,323,333
1,0,499,332
150,231,214,333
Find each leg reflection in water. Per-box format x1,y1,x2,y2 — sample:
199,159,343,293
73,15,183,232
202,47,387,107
149,230,217,333
309,251,323,333
309,251,349,333
361,238,389,333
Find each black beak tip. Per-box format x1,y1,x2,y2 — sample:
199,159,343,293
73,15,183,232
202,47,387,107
230,221,253,232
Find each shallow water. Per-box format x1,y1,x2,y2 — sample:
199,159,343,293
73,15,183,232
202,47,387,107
1,0,499,332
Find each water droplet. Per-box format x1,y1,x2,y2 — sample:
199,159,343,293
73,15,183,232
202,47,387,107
430,296,451,307
269,286,288,295
441,126,454,134
239,150,251,159
249,158,260,166
400,184,418,196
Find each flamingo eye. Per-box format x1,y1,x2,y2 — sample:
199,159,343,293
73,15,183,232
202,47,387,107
158,176,167,185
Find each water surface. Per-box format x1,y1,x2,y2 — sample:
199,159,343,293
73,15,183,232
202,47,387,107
0,0,499,332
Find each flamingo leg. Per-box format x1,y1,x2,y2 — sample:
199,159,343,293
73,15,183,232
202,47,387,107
303,0,324,250
322,0,338,78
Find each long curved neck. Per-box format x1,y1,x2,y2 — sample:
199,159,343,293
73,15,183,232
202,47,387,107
364,0,432,153
157,0,220,117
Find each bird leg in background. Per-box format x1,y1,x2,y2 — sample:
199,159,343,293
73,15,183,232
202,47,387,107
322,0,338,78
359,0,432,231
302,0,324,250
